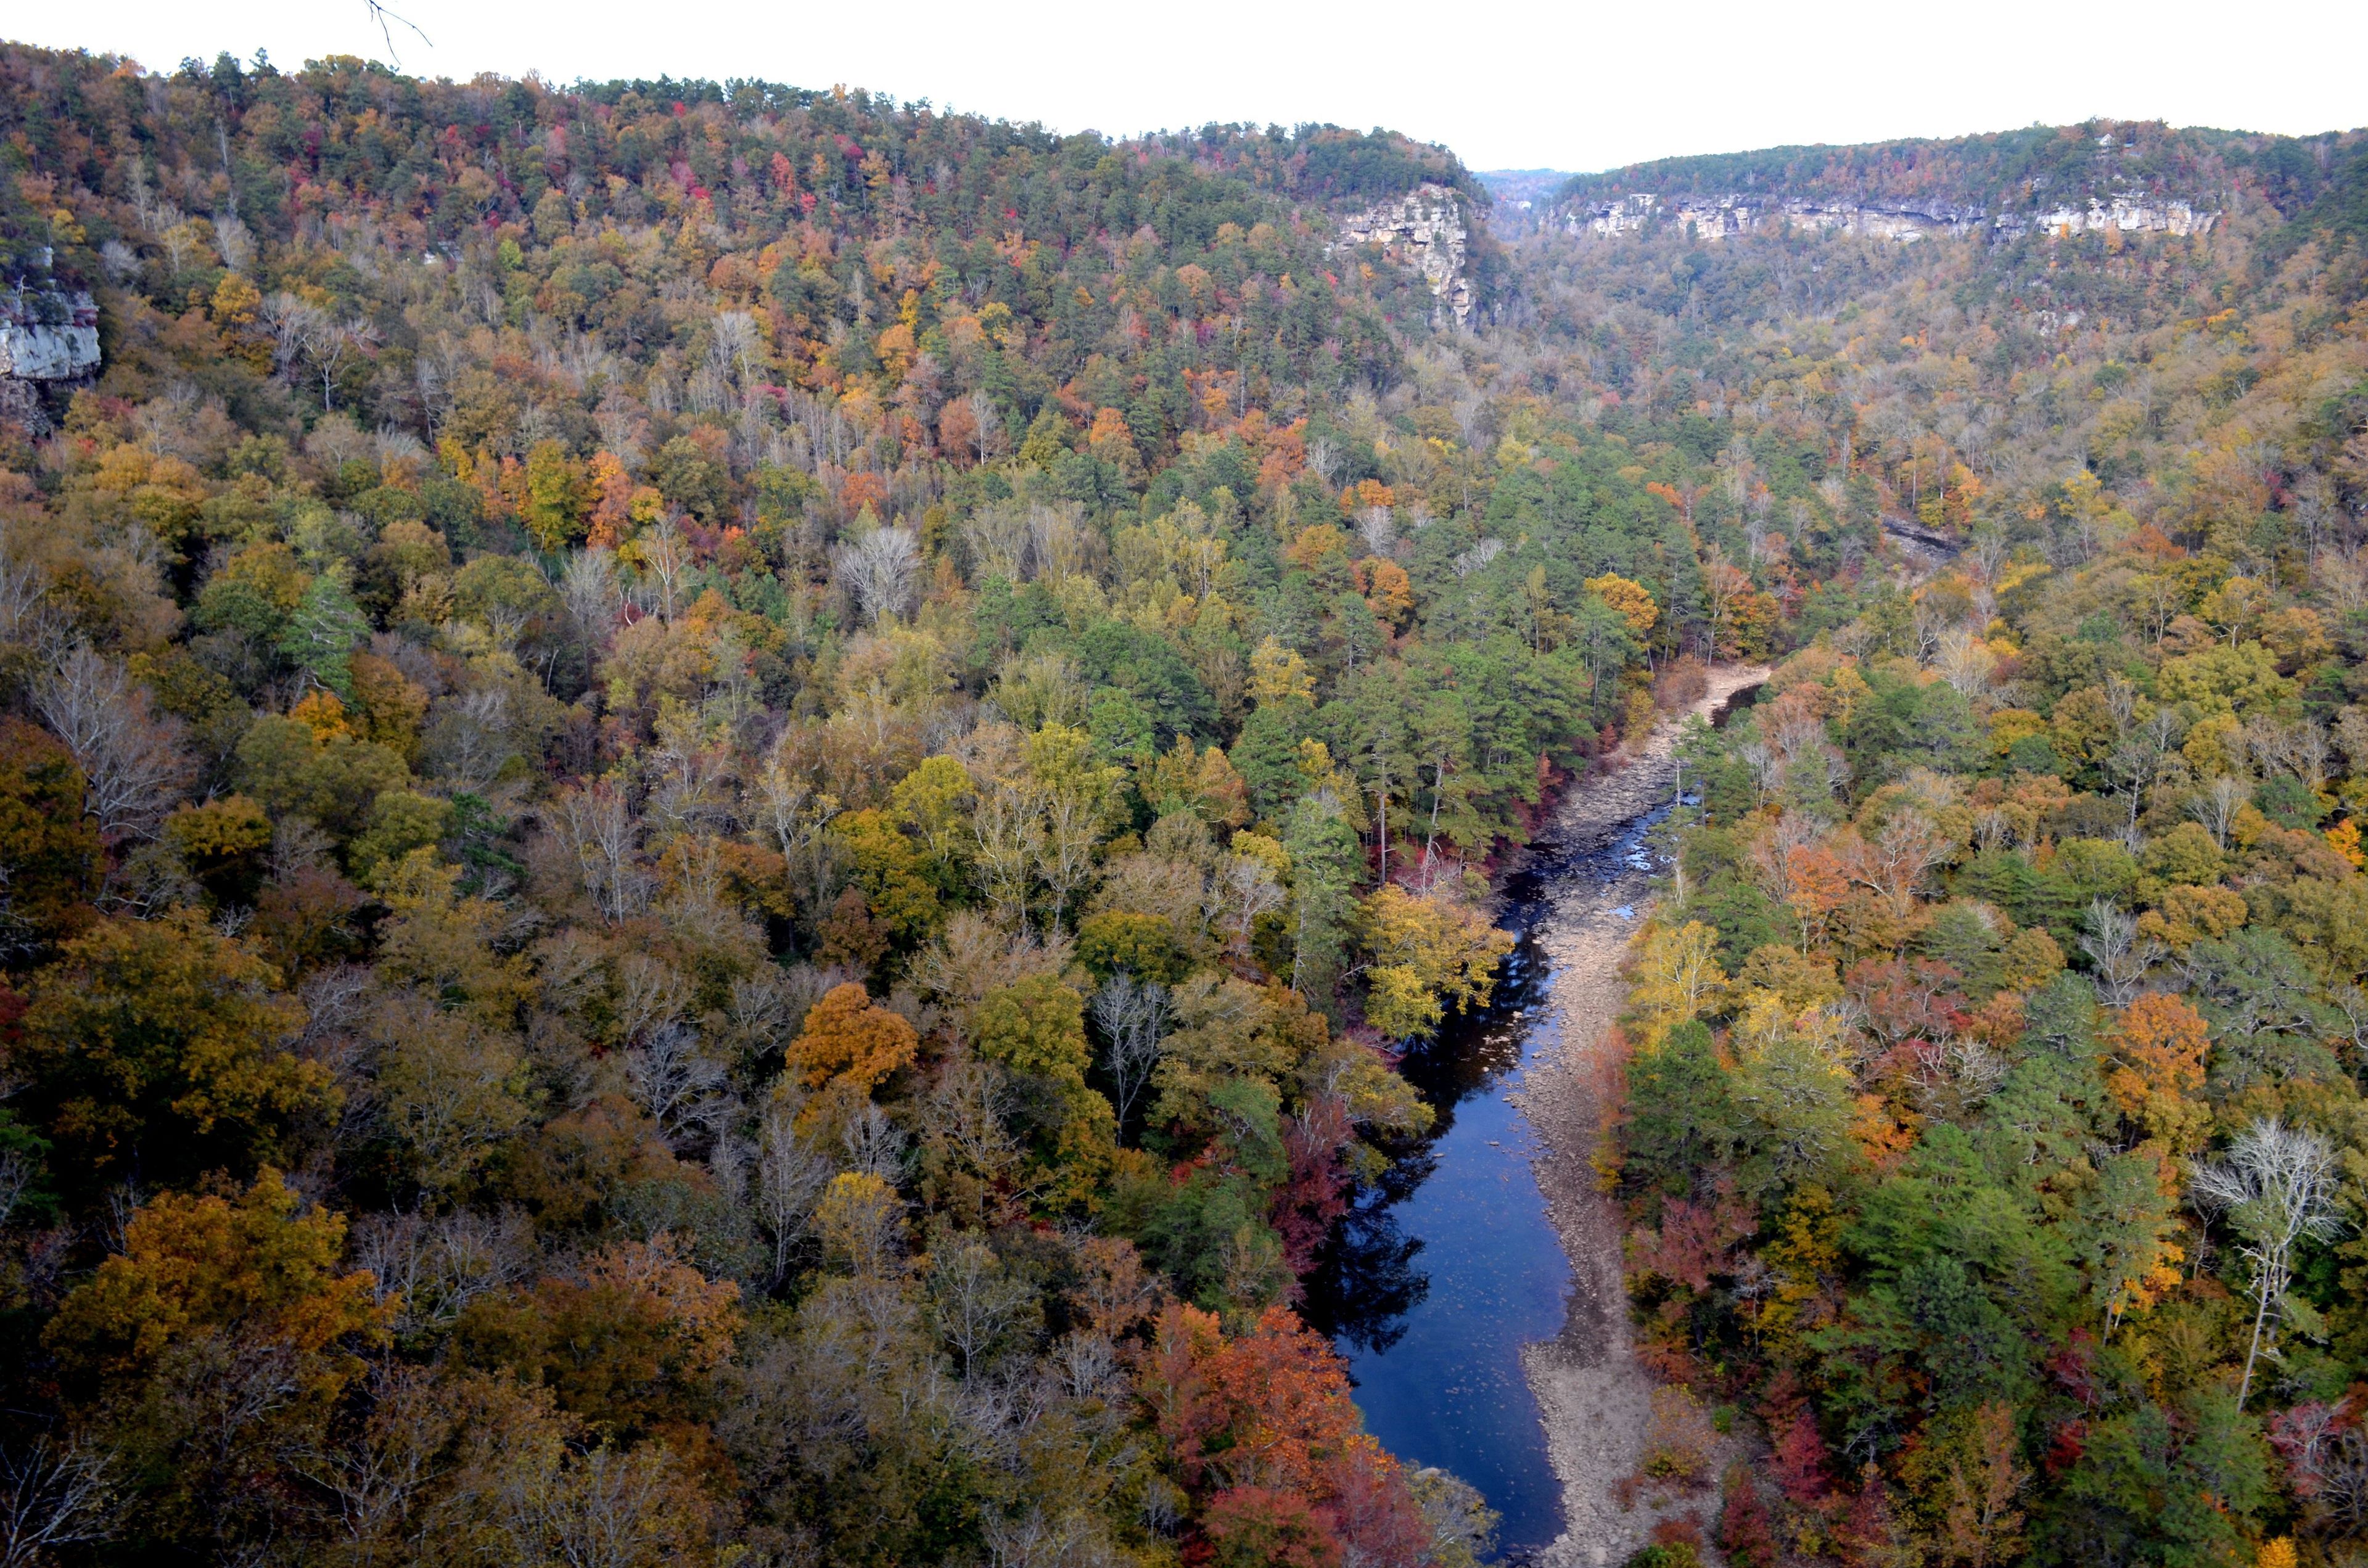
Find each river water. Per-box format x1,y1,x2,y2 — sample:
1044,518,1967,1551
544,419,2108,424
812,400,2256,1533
1304,798,1680,1556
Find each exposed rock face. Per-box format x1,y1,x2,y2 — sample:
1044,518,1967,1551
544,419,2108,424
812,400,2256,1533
1337,183,1474,327
2,253,101,432
0,293,99,378
1566,190,2217,245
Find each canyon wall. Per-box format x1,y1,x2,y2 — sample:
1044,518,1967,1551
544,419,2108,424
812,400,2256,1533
2,250,102,432
1566,190,2218,245
1336,183,1476,328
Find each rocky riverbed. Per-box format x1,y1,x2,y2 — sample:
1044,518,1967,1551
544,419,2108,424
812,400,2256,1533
1511,665,1769,1567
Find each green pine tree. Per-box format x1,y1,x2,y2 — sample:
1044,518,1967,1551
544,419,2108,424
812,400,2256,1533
278,567,369,699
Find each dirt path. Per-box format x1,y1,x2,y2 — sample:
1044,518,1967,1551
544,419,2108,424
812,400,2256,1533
1511,665,1769,1567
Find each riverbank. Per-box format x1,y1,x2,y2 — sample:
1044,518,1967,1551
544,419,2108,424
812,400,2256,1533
1511,663,1769,1567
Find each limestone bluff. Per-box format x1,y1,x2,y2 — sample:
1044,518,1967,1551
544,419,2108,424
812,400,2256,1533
1563,189,2219,244
1335,183,1476,328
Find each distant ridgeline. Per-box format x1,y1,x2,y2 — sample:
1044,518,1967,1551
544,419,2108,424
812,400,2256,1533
1553,119,2366,245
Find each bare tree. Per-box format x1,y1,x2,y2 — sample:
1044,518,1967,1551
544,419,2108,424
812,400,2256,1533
749,744,840,918
754,1098,833,1284
607,954,685,1048
2321,549,2368,613
559,548,619,640
1209,852,1285,959
839,1101,908,1181
424,689,517,792
961,501,1032,585
263,290,326,380
292,1358,458,1558
2247,716,2332,794
0,1150,31,1230
32,644,192,847
1031,776,1110,932
1028,503,1095,582
643,709,732,842
2190,1117,2345,1405
2274,1395,2368,1537
1089,973,1171,1128
1737,738,1782,807
926,1235,1040,1381
1452,538,1504,578
833,525,920,625
1841,812,1953,924
982,1506,1105,1568
969,781,1045,934
0,525,49,646
548,781,649,922
261,292,373,409
212,211,255,273
1909,593,1950,668
1936,628,1997,699
634,519,692,623
491,1442,694,1567
0,1437,115,1568
1408,1467,1498,1568
349,1209,533,1338
2079,899,2163,1007
964,389,1003,465
2106,709,2183,849
709,310,762,387
2187,776,2250,850
624,1022,731,1150
1304,436,1341,487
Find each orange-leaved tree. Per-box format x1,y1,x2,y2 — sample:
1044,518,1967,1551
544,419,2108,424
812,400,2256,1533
43,1170,390,1551
2104,992,2212,1155
1142,1303,1427,1567
787,982,919,1096
455,1234,742,1448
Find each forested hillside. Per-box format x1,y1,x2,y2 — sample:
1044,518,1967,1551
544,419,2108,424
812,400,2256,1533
6,36,2368,1568
0,42,1732,1568
1553,120,2355,221
1564,120,2368,1567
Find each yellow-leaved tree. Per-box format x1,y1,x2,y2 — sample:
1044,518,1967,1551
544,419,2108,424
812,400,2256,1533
18,909,327,1196
1628,920,1728,1047
1354,885,1514,1041
1585,573,1659,638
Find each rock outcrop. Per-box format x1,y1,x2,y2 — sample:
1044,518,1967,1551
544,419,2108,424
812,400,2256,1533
1337,184,1474,328
2,249,101,433
1566,190,2217,245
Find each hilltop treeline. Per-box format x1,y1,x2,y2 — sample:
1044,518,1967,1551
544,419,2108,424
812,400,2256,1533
1553,118,2362,224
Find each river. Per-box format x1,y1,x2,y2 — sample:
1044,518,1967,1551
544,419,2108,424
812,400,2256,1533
1305,799,1678,1554
1303,671,1767,1562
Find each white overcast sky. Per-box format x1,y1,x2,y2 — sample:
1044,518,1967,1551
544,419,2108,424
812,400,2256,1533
12,0,2366,174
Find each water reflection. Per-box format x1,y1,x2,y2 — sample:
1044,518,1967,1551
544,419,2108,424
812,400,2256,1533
1314,1182,1428,1357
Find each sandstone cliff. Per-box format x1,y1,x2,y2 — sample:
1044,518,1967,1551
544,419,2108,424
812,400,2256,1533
1565,189,2218,245
1336,183,1476,328
2,248,101,432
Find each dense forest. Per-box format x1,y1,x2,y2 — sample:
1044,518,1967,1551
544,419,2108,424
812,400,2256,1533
0,40,1733,1568
1576,120,2368,1568
1553,121,2364,221
2,35,2367,1568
